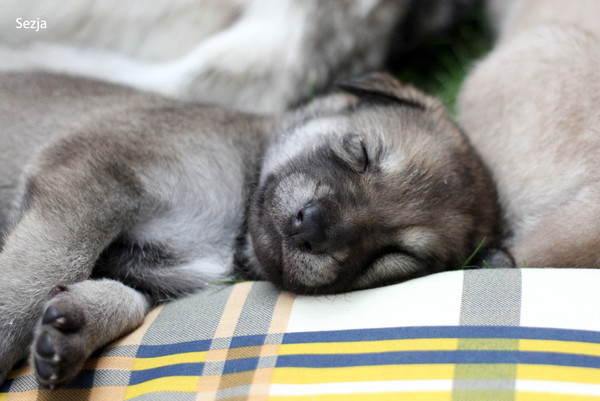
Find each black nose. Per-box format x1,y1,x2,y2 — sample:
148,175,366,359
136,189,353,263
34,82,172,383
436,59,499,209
289,203,328,253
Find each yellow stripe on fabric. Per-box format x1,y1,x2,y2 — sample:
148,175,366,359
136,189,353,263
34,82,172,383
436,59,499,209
0,389,38,401
458,338,519,351
88,355,136,370
89,385,129,400
131,351,207,370
268,391,452,401
5,365,32,381
520,340,600,357
125,376,200,399
196,282,254,401
515,392,600,401
116,304,167,401
517,364,600,384
272,364,456,384
278,338,458,356
452,334,519,401
453,390,515,401
114,304,165,347
247,291,296,401
454,363,519,380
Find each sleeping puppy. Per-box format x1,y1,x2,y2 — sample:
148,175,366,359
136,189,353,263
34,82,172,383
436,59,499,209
0,71,504,388
0,0,476,113
458,0,600,267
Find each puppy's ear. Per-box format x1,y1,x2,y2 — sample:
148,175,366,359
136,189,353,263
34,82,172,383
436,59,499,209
336,72,431,110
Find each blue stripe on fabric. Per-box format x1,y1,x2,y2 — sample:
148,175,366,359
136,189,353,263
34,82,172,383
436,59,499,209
128,363,204,385
223,357,260,374
65,369,96,388
0,379,13,393
282,326,600,344
275,350,600,369
122,326,600,384
135,339,212,358
134,335,267,359
229,334,267,349
127,358,262,381
130,327,600,359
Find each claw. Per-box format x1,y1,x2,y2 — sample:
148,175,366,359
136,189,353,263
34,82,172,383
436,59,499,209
48,285,68,299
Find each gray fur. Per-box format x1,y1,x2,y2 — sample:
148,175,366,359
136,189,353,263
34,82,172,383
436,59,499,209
1,0,476,113
246,73,507,293
0,71,503,388
0,72,269,388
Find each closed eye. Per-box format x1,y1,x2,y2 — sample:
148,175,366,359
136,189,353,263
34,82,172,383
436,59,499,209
338,133,369,174
365,246,408,269
352,246,427,290
366,244,428,271
359,142,369,173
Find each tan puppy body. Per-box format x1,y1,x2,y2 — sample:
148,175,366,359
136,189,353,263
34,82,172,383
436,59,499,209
459,1,600,267
489,0,600,40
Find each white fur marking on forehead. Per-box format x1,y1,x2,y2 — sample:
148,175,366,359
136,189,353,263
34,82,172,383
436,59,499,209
379,149,407,176
299,93,357,114
260,117,350,182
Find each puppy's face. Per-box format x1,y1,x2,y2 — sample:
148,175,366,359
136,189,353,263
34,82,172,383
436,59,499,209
248,73,500,294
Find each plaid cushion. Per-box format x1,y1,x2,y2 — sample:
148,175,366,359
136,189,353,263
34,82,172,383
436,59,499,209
2,268,600,400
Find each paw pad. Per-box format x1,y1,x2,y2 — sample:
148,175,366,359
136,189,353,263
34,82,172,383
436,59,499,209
33,297,87,389
35,332,56,359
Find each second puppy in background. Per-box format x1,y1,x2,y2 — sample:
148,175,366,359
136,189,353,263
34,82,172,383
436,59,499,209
458,0,600,267
0,0,475,113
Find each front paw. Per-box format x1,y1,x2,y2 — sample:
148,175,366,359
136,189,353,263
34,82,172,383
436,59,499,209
32,287,88,389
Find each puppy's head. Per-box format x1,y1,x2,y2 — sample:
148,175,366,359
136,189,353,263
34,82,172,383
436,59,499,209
247,72,502,294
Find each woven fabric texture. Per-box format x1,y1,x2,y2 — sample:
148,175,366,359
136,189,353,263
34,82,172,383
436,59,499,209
2,268,600,400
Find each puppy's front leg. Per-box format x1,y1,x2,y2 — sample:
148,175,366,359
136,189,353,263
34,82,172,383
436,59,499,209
0,160,139,385
31,279,150,389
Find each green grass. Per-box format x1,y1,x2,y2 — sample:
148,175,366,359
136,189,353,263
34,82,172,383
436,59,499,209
393,5,493,114
459,236,488,269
